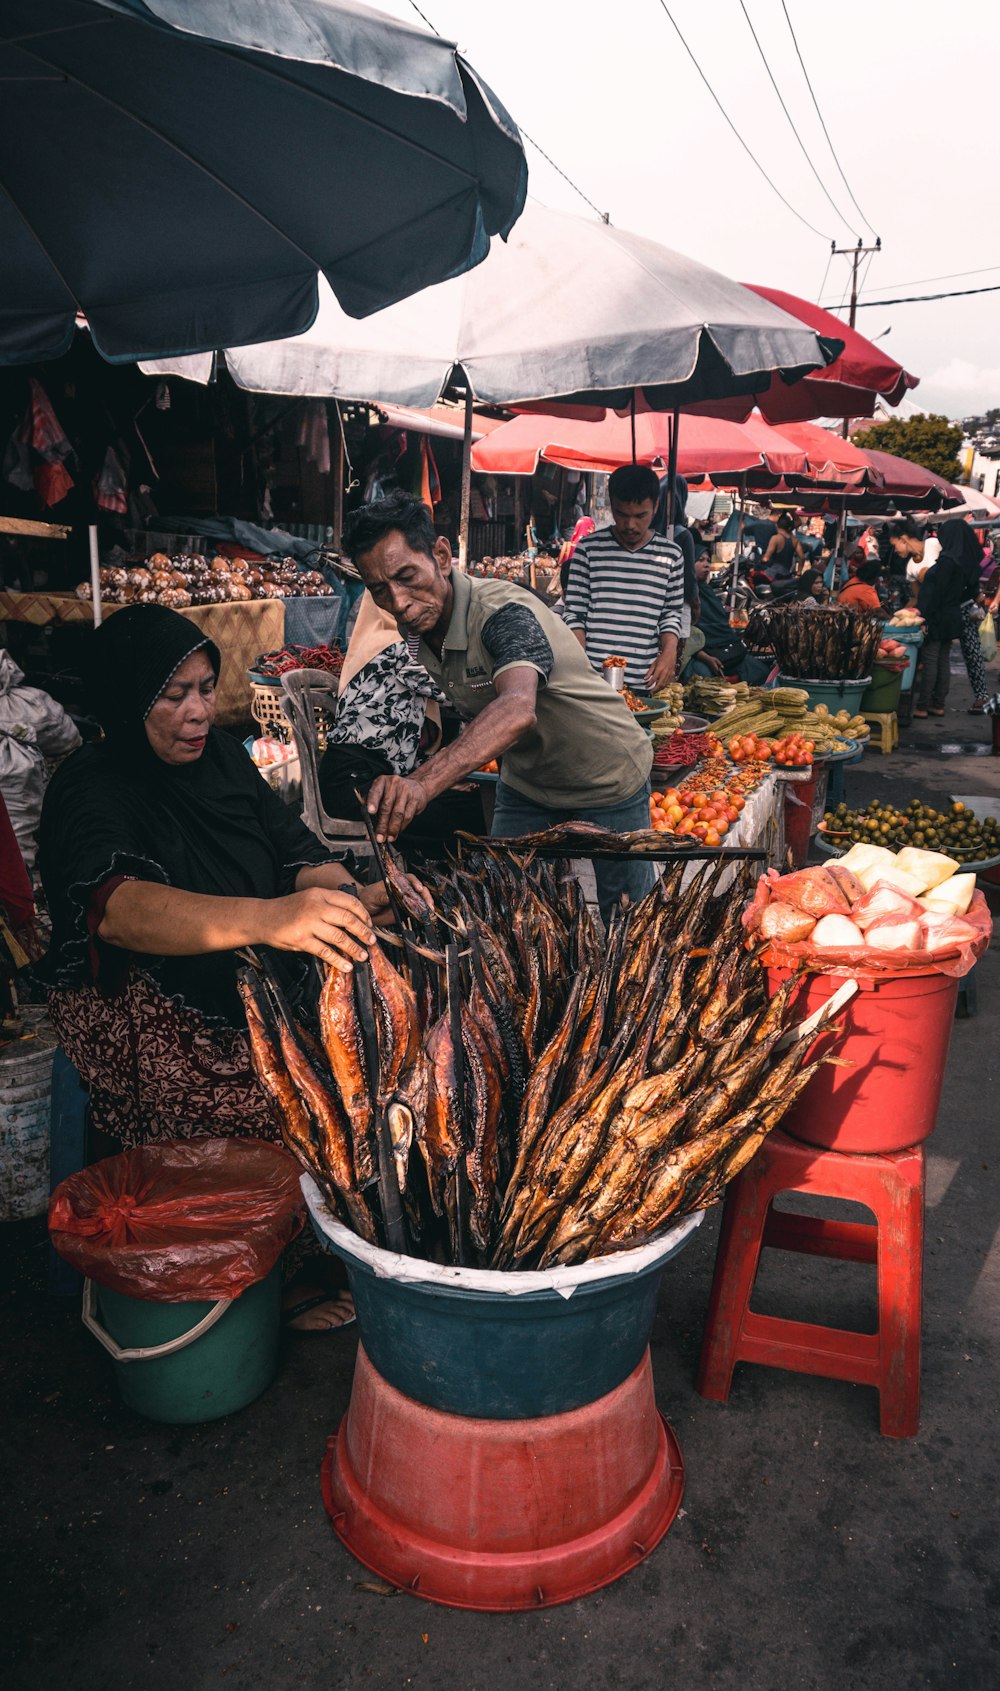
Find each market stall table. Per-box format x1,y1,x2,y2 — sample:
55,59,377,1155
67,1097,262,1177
0,591,287,727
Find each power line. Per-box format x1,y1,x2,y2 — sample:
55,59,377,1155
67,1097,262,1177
850,283,1000,308
653,0,832,242
738,1,856,236
780,1,878,239
405,0,610,223
845,260,1000,299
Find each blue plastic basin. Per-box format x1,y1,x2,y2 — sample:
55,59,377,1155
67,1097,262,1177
304,1178,701,1420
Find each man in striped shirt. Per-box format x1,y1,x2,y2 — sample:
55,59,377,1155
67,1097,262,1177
563,464,685,691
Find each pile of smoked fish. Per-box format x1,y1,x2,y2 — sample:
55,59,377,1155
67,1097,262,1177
239,852,839,1269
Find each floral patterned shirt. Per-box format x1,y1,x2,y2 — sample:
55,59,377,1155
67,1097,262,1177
328,644,448,775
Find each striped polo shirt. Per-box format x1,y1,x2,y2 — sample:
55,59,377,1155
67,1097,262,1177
563,525,685,688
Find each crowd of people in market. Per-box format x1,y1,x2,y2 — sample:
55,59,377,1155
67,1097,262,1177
0,466,994,1333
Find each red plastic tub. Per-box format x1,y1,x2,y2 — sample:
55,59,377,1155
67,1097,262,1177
321,1345,684,1611
766,966,959,1152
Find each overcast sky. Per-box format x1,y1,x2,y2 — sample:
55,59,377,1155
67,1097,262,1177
380,0,1000,420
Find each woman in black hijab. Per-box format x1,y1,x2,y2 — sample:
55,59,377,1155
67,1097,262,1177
38,606,385,1149
936,519,989,712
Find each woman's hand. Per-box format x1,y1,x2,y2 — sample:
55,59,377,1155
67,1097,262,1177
258,887,375,971
357,879,394,928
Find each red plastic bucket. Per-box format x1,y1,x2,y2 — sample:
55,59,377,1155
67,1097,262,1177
766,966,959,1152
321,1344,684,1611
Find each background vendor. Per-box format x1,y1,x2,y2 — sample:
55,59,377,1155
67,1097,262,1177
340,491,656,921
562,463,684,691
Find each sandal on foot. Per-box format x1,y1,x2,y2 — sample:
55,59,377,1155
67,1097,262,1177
913,708,929,717
929,708,945,716
968,700,988,714
283,1292,356,1333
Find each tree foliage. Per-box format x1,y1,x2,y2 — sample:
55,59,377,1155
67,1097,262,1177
851,414,964,481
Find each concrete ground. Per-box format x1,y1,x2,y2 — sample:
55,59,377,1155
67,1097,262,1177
3,662,999,1691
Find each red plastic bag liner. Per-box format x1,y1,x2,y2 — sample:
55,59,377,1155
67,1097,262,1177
744,873,991,980
48,1139,305,1301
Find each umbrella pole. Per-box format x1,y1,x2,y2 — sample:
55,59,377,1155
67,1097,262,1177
731,476,746,615
665,407,679,538
630,392,637,464
331,401,344,551
835,493,847,589
88,525,103,627
458,387,474,571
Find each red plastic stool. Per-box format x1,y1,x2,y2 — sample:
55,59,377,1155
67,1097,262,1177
696,1129,924,1438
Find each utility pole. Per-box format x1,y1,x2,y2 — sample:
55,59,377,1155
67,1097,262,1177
833,236,881,437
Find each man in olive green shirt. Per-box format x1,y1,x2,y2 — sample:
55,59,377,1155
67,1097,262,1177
341,492,655,919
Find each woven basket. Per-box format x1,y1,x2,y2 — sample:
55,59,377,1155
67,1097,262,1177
248,677,332,747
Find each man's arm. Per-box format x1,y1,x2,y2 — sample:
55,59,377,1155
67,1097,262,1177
366,666,540,842
645,632,680,691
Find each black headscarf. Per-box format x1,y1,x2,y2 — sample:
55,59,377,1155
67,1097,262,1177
38,606,332,1022
937,519,984,595
87,604,221,758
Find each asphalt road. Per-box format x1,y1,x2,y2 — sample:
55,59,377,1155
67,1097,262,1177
3,668,998,1691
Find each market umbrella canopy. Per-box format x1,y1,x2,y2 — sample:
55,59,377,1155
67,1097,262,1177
777,422,883,486
686,286,918,424
0,0,527,364
470,403,809,479
854,448,959,507
139,203,840,409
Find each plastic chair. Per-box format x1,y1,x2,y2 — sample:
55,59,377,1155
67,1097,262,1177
861,711,899,755
696,1128,924,1438
279,669,374,859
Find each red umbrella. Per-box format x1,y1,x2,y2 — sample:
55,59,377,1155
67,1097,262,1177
775,421,882,486
685,286,918,424
469,403,809,478
852,447,957,506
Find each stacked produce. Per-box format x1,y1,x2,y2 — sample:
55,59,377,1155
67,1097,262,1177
745,849,991,971
821,800,999,865
708,687,865,753
743,605,883,680
649,682,687,734
649,755,771,838
474,555,541,583
651,729,723,773
887,608,924,628
253,643,344,680
876,636,908,664
77,553,334,609
241,853,840,1269
685,676,744,718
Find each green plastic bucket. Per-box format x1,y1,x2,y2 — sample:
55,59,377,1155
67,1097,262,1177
84,1263,282,1424
777,674,870,716
861,663,904,713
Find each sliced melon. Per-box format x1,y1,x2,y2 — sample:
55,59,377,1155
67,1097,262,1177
918,873,975,917
893,847,960,892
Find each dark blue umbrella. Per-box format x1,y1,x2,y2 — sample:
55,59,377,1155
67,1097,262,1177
0,0,527,364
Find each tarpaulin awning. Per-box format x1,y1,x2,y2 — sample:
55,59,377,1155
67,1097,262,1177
0,0,527,364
